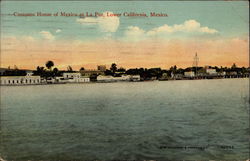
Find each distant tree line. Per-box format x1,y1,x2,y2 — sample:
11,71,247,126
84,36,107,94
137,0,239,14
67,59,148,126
1,61,249,79
103,63,250,80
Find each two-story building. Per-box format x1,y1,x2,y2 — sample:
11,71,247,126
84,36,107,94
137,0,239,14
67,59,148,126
62,72,90,83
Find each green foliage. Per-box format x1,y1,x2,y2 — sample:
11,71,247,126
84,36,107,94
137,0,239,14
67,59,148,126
3,69,26,76
45,61,54,70
110,63,117,73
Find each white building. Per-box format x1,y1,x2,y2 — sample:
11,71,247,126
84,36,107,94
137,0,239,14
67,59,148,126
0,75,41,85
130,75,140,81
63,73,81,79
97,75,129,82
97,75,140,82
62,72,90,83
218,71,226,76
206,68,217,75
68,77,90,83
184,71,195,77
55,77,67,83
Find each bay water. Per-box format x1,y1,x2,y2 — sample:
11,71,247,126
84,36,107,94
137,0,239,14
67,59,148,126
0,78,249,160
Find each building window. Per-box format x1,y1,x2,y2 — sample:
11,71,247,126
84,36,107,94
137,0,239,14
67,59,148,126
16,80,19,84
30,79,32,83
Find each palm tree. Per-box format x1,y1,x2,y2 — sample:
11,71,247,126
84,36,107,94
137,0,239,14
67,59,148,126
45,61,54,71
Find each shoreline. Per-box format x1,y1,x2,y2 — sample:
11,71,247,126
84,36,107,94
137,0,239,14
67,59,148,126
0,77,248,86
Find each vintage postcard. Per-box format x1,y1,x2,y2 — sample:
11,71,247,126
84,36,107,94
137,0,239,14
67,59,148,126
0,0,249,160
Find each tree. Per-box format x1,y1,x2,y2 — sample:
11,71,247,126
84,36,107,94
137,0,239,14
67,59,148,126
53,68,59,76
117,67,126,72
3,69,26,76
45,61,54,70
67,66,73,72
34,66,45,76
37,66,45,72
110,63,117,73
79,67,85,71
231,63,237,69
169,65,177,77
105,69,113,76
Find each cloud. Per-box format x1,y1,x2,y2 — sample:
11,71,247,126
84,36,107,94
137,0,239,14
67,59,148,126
125,26,145,37
56,29,61,33
124,26,146,41
39,31,55,40
147,20,218,35
123,19,218,41
76,11,120,32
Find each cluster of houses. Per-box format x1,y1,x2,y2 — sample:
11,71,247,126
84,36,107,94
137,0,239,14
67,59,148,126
161,65,248,80
184,68,222,78
0,64,248,86
0,68,141,86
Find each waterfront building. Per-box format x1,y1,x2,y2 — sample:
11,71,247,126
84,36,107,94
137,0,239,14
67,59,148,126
206,68,217,75
46,77,56,84
218,71,226,76
68,77,90,83
184,71,195,77
54,77,67,83
227,71,237,76
62,72,90,83
130,75,140,81
0,75,41,85
171,73,184,79
63,72,81,79
97,75,140,82
97,75,130,82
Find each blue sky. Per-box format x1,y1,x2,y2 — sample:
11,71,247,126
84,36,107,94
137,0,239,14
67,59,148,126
1,1,249,40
